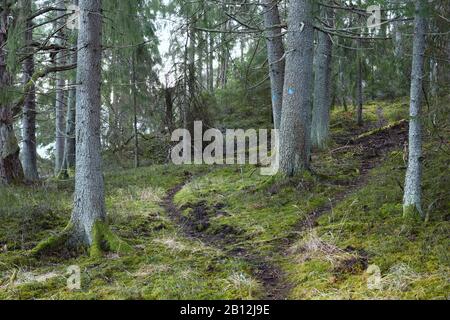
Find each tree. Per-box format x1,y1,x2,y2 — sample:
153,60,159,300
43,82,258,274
33,0,130,257
20,0,39,181
263,0,285,130
70,0,107,247
54,4,67,175
311,4,333,149
356,0,364,127
279,0,314,176
403,0,427,219
62,0,79,175
356,35,364,126
131,54,139,168
0,2,25,185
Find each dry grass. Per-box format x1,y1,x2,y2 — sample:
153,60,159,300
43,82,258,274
289,230,359,266
225,272,261,299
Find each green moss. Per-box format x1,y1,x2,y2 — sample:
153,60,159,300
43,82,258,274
0,101,448,300
285,142,449,300
90,221,134,259
355,119,407,141
30,223,75,258
403,204,424,221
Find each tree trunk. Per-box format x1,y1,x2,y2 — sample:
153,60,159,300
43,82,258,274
263,0,285,130
0,109,24,185
197,33,204,89
62,0,79,174
217,12,229,89
0,5,24,185
311,6,333,149
21,0,39,181
164,87,174,132
393,0,403,61
279,0,314,176
132,55,139,168
54,5,67,175
62,52,77,171
356,37,364,126
403,0,427,218
208,33,214,92
70,0,106,245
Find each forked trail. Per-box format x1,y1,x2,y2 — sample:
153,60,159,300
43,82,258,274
161,121,408,300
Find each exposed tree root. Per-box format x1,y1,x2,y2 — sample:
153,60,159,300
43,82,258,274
89,221,133,259
353,119,407,142
30,224,75,258
162,121,409,300
30,221,133,259
403,204,424,220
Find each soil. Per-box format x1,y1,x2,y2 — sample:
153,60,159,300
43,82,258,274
161,121,409,300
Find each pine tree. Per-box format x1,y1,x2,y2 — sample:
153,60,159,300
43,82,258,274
403,0,428,219
263,0,285,130
0,2,25,185
279,0,315,176
20,0,39,181
311,4,333,149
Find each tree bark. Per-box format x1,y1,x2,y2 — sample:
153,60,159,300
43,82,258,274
207,33,214,92
54,5,67,175
356,37,364,126
279,0,314,176
403,0,427,218
62,0,79,174
132,55,139,168
263,0,285,130
70,0,106,245
21,0,39,181
311,6,333,149
164,87,174,132
0,4,25,185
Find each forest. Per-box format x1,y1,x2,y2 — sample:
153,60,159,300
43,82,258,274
0,0,448,301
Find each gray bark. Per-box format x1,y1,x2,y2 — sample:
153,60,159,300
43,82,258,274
356,0,364,126
62,0,79,172
207,34,214,91
0,5,24,185
62,50,77,171
21,0,39,181
393,0,403,60
279,0,314,176
70,0,106,245
356,37,364,126
311,6,333,149
54,6,67,174
263,0,285,130
217,13,229,89
393,22,403,59
403,0,427,218
132,55,139,168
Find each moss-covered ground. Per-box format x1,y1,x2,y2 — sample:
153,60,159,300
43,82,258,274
0,99,448,300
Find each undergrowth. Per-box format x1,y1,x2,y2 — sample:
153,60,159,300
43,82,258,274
0,100,448,300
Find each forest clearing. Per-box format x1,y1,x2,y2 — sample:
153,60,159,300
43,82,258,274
0,0,449,302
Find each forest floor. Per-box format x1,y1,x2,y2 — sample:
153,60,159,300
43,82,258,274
0,101,448,300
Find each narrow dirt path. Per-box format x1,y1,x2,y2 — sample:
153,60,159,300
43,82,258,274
161,176,286,300
272,120,409,298
161,121,408,300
